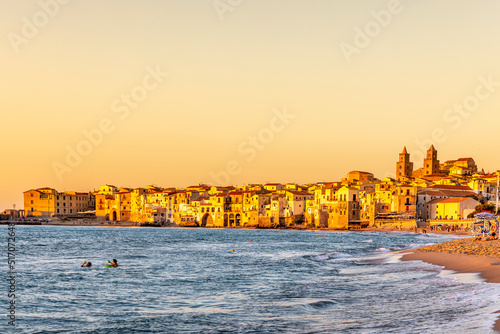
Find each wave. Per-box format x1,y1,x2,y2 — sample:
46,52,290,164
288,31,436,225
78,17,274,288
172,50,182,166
308,300,337,309
307,252,352,262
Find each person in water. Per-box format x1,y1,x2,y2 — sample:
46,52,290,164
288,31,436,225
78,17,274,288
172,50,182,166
81,261,92,267
109,259,118,267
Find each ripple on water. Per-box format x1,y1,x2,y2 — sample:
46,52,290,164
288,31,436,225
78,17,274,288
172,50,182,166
4,226,500,334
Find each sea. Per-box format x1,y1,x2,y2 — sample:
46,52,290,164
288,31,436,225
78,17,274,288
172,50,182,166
2,225,500,334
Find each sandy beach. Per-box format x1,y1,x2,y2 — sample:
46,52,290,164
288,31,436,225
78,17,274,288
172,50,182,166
400,238,500,333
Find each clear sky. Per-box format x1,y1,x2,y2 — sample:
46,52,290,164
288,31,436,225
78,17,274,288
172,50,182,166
1,0,500,210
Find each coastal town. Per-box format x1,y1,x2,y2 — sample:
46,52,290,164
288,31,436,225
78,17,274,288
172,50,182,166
4,146,499,230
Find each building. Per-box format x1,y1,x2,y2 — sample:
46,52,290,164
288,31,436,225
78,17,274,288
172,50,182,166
416,185,476,220
448,158,478,176
423,145,440,176
346,171,374,183
427,197,479,220
393,184,417,215
396,147,414,180
0,209,24,219
24,187,94,217
263,183,284,192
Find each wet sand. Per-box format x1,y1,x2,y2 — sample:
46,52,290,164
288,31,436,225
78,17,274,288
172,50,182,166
400,238,500,333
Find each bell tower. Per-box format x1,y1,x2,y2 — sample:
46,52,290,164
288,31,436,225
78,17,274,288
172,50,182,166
396,147,413,180
423,145,440,175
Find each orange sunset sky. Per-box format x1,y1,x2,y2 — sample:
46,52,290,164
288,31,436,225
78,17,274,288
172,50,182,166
1,0,500,210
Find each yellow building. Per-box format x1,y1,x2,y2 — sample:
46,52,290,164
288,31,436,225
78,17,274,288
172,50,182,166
263,183,284,192
427,197,479,220
346,171,374,183
392,184,417,215
24,187,94,217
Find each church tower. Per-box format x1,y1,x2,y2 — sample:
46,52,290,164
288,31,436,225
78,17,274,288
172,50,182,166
396,147,413,180
423,145,440,175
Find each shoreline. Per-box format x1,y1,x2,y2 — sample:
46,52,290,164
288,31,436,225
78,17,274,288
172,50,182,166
399,239,500,333
0,220,471,235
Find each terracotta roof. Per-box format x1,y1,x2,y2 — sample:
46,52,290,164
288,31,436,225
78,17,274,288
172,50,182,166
427,197,475,204
24,189,41,193
348,171,373,174
229,191,244,195
287,190,313,196
427,185,472,191
419,189,476,198
439,197,476,204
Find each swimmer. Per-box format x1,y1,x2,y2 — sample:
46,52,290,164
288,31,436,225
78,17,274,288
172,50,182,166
81,261,91,267
109,259,118,267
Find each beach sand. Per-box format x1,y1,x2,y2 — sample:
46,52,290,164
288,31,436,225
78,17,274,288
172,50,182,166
400,238,500,333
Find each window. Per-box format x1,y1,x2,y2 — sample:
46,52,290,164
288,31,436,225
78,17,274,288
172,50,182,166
31,200,33,204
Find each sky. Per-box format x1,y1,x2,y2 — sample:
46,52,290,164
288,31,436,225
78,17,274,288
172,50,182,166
1,0,500,210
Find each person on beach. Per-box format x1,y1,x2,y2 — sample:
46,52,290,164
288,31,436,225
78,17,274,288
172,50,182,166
81,261,92,267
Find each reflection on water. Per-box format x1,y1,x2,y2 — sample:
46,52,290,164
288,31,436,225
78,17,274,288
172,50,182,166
2,226,499,334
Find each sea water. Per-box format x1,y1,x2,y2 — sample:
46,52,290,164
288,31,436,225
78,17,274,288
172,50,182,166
1,226,499,333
